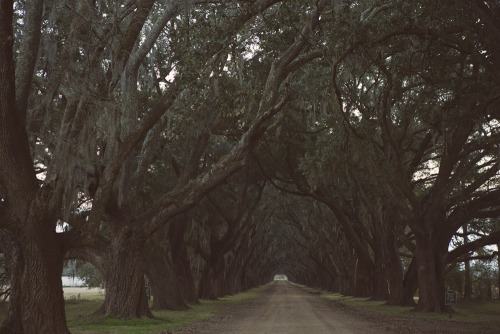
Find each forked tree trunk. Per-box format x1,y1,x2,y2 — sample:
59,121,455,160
386,263,417,306
97,233,153,318
385,236,416,306
414,234,449,312
0,231,23,334
20,227,70,334
1,2,68,332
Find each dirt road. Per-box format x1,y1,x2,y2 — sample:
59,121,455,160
176,281,391,334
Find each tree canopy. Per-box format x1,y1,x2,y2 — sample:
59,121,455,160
0,0,499,332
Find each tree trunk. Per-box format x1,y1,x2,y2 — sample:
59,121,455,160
463,258,472,300
20,227,70,333
387,265,417,306
385,236,416,306
414,234,448,312
224,263,243,295
1,1,70,331
212,270,227,297
169,220,198,304
145,245,188,311
497,243,500,300
354,260,372,297
97,232,153,318
173,253,198,304
198,265,217,300
463,225,472,300
0,231,23,334
371,256,388,300
401,257,418,306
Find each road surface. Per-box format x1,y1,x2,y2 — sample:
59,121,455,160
176,281,392,334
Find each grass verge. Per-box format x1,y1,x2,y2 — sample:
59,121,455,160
291,282,500,331
67,283,273,334
320,293,500,325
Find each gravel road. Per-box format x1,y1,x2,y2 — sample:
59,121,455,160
175,281,392,334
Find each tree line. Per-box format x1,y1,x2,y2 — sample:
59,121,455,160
0,0,499,333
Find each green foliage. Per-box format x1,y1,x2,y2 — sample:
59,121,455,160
75,261,104,289
446,266,464,297
472,261,497,300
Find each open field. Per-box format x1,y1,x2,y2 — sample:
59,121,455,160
64,287,105,301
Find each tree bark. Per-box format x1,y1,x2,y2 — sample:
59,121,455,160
385,231,416,306
463,225,472,300
198,265,218,300
19,226,69,333
497,243,500,300
145,244,188,311
414,233,449,312
96,231,153,319
169,219,198,304
223,260,245,295
354,259,373,298
0,231,23,334
371,243,389,300
1,2,70,331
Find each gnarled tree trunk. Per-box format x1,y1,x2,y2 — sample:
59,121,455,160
20,225,69,334
414,233,449,312
387,256,417,306
96,231,152,318
385,230,417,306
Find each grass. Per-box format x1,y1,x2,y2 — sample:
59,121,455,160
67,283,273,334
321,293,500,325
0,284,272,333
67,300,212,334
290,283,500,330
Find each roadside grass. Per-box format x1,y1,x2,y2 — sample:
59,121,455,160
321,292,500,328
0,284,272,333
290,282,500,330
67,282,273,334
66,300,215,334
